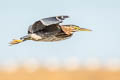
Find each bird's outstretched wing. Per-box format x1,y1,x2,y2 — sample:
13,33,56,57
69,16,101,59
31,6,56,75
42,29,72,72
28,15,69,33
41,15,69,26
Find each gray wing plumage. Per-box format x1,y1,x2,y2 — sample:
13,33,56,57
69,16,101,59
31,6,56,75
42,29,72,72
41,15,69,26
28,15,69,34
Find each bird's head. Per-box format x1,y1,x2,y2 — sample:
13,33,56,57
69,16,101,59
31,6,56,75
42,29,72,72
70,25,92,32
61,25,92,35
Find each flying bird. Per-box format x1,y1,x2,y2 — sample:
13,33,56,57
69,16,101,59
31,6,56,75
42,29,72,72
9,15,91,45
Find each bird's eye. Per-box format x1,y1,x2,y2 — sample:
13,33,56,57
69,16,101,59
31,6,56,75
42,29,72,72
74,26,80,30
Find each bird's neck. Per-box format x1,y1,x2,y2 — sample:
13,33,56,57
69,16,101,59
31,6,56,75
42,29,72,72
60,25,74,35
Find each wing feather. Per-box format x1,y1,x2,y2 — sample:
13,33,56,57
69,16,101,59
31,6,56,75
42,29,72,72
28,15,69,33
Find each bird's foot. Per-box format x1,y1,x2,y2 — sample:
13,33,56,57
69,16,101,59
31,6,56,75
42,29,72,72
9,39,23,45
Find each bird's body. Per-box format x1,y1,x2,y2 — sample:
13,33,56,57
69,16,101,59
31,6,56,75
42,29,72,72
9,15,91,45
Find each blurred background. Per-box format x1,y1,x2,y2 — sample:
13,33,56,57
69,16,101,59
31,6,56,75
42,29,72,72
0,0,120,80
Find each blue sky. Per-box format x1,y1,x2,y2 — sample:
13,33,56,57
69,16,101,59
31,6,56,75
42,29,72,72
0,0,120,64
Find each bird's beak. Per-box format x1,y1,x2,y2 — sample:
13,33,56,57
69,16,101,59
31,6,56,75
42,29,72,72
9,39,23,45
79,28,92,32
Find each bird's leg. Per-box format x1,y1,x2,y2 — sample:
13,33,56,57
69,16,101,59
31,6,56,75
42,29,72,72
9,35,30,45
20,35,31,40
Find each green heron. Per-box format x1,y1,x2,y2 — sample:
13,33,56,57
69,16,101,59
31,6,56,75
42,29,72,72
9,15,92,45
